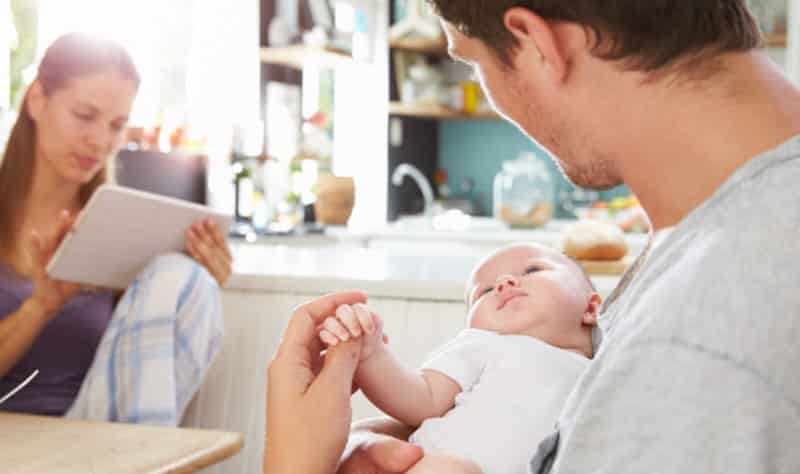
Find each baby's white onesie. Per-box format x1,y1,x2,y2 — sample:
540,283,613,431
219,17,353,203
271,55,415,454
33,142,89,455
410,328,588,473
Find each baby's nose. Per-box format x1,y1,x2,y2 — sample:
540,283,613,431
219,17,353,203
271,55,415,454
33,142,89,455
496,274,517,291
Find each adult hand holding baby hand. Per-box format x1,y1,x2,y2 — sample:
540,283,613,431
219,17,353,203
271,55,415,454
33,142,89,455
264,291,370,474
319,304,425,474
264,294,423,474
319,303,387,362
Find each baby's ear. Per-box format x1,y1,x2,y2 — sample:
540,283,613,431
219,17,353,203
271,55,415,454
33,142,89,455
582,293,602,326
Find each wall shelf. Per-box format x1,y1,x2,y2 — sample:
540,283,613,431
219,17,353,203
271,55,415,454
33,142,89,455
389,37,448,56
389,102,500,120
259,45,352,70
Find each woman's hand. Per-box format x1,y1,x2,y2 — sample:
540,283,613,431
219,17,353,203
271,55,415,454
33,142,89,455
185,218,232,287
26,210,82,317
264,292,369,474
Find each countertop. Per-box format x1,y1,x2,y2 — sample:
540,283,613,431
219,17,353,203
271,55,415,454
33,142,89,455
333,218,649,249
245,219,649,255
227,242,625,302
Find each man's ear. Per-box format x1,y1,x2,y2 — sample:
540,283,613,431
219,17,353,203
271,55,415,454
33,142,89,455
503,7,568,82
582,293,602,326
26,80,46,124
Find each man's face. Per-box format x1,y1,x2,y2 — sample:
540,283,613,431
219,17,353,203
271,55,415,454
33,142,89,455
442,21,622,191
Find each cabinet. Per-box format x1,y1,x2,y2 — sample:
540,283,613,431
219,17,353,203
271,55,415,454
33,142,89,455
259,44,353,70
386,1,504,220
388,36,499,121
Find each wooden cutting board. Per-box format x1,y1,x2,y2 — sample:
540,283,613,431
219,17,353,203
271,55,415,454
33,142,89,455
577,256,634,276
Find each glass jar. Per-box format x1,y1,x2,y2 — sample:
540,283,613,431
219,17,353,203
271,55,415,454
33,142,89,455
493,152,555,228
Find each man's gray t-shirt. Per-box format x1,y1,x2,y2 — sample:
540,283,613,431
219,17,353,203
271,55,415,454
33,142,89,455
531,135,800,473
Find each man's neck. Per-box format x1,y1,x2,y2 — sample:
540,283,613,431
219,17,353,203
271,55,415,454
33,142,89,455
610,51,800,231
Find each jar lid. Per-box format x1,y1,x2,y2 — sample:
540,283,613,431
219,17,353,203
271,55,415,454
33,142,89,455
503,152,551,179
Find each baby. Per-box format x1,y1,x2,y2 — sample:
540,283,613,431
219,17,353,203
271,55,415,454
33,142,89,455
319,243,600,473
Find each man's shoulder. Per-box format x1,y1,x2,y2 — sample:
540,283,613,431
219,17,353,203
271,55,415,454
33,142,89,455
611,206,800,406
714,146,799,219
673,146,800,268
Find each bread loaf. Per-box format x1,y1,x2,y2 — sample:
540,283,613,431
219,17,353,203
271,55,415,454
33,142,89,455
561,219,628,261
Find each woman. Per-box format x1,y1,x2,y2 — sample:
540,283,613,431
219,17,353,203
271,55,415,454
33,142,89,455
0,33,232,426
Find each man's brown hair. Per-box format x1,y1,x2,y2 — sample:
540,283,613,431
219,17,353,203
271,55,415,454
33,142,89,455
428,0,762,71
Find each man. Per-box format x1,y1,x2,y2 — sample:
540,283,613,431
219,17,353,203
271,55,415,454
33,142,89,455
264,1,800,473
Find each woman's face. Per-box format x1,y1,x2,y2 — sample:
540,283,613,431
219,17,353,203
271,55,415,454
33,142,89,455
28,69,137,185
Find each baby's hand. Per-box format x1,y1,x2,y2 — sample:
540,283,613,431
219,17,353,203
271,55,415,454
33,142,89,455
319,303,385,362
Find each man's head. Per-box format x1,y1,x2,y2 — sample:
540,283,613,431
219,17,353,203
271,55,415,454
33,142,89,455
466,243,600,357
430,1,761,190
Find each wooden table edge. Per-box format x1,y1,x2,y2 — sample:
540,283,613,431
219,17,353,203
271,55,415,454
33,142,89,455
153,431,244,474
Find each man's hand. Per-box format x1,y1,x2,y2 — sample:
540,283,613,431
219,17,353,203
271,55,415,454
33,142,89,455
336,419,423,473
264,292,369,474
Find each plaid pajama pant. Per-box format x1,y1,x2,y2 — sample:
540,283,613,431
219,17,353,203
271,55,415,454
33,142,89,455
65,253,224,426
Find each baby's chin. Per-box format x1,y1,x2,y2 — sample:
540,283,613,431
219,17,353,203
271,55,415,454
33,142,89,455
467,317,499,333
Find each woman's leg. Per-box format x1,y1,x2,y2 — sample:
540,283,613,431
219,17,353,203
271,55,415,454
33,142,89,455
65,253,224,425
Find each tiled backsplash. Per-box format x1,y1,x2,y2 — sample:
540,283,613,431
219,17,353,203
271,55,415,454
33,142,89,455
438,120,630,218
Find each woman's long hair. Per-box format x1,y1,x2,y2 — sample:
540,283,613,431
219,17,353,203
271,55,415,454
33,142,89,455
0,33,140,261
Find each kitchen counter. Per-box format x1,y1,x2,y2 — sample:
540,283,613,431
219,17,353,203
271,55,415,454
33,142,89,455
333,218,650,255
228,242,624,301
244,218,649,256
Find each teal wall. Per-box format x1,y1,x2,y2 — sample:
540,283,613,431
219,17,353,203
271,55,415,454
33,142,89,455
438,120,630,218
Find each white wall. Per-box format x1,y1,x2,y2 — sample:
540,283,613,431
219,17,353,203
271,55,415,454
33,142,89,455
334,0,390,229
788,0,800,83
185,0,260,214
35,0,260,214
0,0,10,110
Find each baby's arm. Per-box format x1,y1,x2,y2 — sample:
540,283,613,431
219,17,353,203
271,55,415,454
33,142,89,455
320,304,461,427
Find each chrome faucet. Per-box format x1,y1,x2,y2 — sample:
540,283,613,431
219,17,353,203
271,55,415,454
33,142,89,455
391,163,434,216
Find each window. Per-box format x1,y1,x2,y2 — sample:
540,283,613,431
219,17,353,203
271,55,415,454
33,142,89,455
33,0,259,210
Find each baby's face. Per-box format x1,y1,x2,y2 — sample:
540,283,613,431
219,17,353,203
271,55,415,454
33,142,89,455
466,244,593,343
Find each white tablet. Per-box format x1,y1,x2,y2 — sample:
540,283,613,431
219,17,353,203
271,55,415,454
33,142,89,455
46,184,233,289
